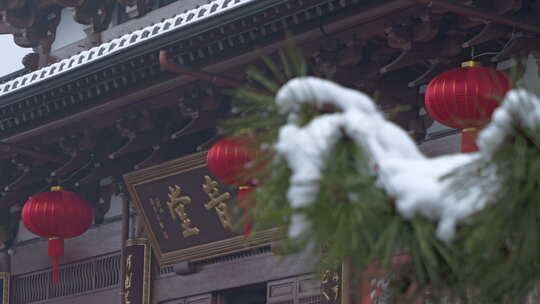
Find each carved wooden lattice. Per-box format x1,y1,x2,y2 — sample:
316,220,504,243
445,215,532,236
12,252,121,304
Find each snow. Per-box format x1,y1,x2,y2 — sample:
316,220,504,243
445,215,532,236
479,54,540,156
0,0,256,97
275,77,535,242
479,89,540,156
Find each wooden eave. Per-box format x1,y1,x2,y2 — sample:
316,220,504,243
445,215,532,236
0,0,412,141
0,0,539,211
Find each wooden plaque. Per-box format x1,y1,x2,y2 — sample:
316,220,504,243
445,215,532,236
124,151,277,265
123,238,151,304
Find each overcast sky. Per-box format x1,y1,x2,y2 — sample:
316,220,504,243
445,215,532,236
0,35,30,76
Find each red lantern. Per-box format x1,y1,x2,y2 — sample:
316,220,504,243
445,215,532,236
207,137,258,237
207,137,255,186
22,187,93,283
425,61,512,152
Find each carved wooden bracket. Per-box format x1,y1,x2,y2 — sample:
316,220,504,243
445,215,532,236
462,22,510,48
0,0,152,59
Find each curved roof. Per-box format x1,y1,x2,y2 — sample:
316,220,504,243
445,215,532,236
0,0,255,98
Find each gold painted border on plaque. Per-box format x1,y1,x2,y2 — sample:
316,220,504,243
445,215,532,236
0,272,9,304
126,238,151,304
123,151,280,266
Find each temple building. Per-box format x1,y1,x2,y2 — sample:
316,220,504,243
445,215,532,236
0,0,538,303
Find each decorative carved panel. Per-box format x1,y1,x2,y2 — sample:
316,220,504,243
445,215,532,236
123,151,278,265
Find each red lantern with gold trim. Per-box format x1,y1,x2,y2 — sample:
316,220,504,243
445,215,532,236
425,61,512,152
22,187,93,283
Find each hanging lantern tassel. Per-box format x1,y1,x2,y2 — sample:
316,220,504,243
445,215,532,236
237,186,255,238
48,237,64,283
461,128,479,153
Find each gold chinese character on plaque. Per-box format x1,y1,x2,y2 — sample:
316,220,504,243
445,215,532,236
124,272,133,289
124,290,132,304
149,198,169,239
126,254,133,271
166,185,200,238
202,175,233,229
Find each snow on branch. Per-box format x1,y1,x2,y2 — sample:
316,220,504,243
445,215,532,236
479,89,540,156
275,77,538,242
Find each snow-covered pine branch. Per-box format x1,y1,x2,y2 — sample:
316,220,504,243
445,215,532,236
275,77,540,242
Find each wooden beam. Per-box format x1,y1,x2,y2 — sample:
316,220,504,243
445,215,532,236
491,36,540,62
493,0,522,15
108,130,161,159
75,157,135,186
0,0,26,10
170,111,217,140
117,0,136,5
195,132,219,152
2,0,415,145
36,0,82,8
133,145,162,170
380,48,419,74
0,142,65,164
462,23,510,48
408,60,444,87
0,22,20,34
159,51,270,96
0,184,43,208
410,0,540,35
51,151,91,177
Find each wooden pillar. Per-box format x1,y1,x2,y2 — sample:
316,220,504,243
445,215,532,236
120,192,130,303
342,258,352,304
